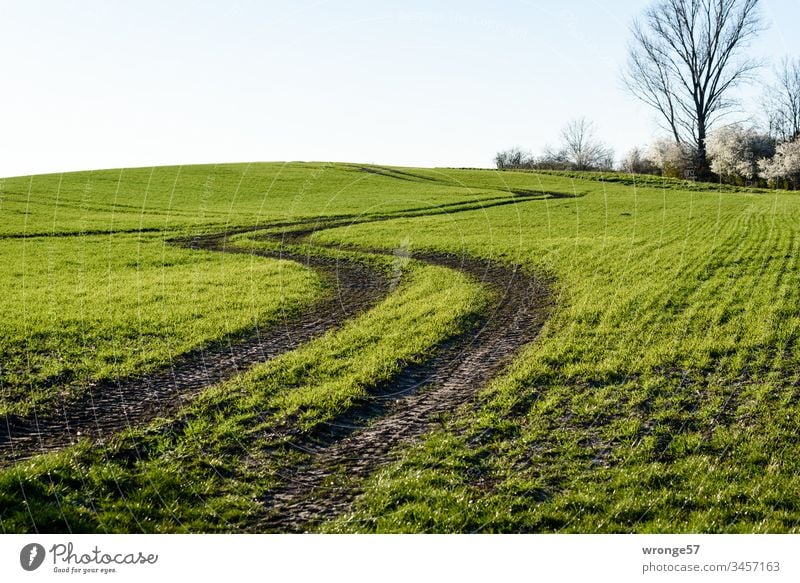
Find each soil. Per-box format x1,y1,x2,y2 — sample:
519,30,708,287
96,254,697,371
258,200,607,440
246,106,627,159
253,250,552,532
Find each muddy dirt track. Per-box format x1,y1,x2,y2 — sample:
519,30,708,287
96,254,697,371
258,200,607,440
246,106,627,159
0,232,391,462
1,209,554,532
255,250,552,532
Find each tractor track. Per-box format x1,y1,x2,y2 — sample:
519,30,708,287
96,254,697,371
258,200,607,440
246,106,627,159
253,248,552,532
1,212,553,535
0,231,391,463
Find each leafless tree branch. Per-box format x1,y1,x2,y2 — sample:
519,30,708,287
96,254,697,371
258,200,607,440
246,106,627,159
765,57,800,142
623,0,765,178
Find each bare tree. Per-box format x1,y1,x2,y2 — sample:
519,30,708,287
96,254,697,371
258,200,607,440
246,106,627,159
624,0,764,179
558,118,614,171
766,57,800,142
494,146,533,170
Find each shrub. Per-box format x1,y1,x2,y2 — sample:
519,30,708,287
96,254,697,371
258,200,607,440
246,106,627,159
759,139,800,189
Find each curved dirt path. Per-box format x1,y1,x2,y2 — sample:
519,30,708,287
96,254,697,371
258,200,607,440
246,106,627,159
1,208,553,536
0,233,391,463
0,203,547,464
254,250,553,532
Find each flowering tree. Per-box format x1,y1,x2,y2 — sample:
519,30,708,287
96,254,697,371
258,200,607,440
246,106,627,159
759,140,800,188
620,147,660,174
707,125,775,181
646,138,696,178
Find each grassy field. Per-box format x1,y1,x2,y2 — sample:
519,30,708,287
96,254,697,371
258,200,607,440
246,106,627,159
0,233,323,416
313,175,800,532
0,162,798,532
0,250,487,532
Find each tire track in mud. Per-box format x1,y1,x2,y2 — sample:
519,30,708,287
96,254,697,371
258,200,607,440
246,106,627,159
0,233,391,463
2,200,554,536
250,243,553,532
1,196,555,463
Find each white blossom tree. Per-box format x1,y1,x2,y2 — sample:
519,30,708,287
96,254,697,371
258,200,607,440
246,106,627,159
646,138,697,178
759,139,800,188
707,125,774,180
620,147,660,174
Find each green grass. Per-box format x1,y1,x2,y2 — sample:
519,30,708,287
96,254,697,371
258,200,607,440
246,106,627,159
0,161,535,416
528,169,774,193
1,162,799,533
0,163,564,236
312,177,800,533
0,251,487,532
0,232,323,416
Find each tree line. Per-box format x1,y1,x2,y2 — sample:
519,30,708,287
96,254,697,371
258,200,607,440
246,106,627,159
495,0,800,189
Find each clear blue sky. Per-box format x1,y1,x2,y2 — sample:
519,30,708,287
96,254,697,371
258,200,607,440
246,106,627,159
1,0,799,177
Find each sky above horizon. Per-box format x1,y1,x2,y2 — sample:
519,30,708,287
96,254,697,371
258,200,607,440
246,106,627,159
1,0,799,178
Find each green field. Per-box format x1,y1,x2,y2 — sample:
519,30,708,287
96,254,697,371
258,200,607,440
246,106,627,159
0,162,798,533
0,232,323,416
